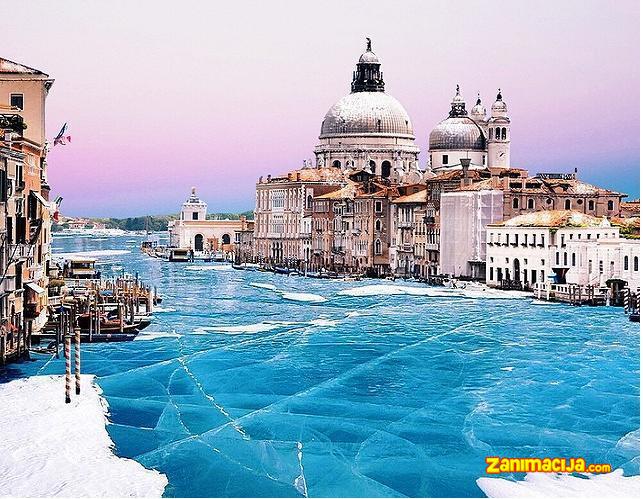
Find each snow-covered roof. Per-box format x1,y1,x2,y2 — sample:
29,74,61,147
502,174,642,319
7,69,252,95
0,57,47,75
490,210,609,228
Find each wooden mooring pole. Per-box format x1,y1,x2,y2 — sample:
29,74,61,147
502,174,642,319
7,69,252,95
74,321,81,395
64,326,71,404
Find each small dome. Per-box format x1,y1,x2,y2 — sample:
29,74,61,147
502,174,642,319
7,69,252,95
429,117,485,151
359,50,379,64
491,89,507,113
320,92,414,138
471,94,486,121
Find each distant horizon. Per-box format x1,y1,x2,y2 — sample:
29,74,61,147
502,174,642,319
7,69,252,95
5,0,639,217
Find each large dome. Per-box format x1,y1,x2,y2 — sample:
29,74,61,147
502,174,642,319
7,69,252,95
429,117,485,151
320,92,414,138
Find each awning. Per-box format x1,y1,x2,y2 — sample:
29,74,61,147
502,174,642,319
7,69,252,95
30,191,49,207
25,281,45,294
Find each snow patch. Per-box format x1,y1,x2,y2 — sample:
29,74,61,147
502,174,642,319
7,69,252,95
54,249,131,259
185,265,232,271
281,292,327,303
0,375,167,497
477,469,639,498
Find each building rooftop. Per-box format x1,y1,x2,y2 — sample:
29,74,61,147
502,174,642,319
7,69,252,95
508,176,626,197
392,189,427,204
490,210,610,228
259,166,346,184
0,57,47,76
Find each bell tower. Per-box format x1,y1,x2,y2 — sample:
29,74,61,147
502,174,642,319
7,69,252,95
487,89,511,168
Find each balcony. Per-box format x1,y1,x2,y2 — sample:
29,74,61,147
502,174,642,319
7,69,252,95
400,244,413,252
398,221,414,229
10,243,31,261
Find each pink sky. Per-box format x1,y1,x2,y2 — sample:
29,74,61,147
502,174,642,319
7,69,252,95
4,0,639,217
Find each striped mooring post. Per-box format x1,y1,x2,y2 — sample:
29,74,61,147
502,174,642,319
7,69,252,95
64,332,71,404
75,325,81,395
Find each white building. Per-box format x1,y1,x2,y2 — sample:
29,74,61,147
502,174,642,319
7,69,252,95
485,210,639,289
428,87,510,172
168,188,242,253
440,188,504,279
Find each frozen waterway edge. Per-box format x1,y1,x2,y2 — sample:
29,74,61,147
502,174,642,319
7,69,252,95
477,468,640,498
0,374,167,497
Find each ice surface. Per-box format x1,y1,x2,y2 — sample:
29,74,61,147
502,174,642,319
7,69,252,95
0,375,167,497
477,469,639,497
1,233,638,498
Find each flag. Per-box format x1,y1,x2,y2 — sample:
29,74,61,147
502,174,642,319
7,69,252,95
53,122,72,146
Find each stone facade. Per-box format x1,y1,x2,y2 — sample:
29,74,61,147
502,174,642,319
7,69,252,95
0,57,55,363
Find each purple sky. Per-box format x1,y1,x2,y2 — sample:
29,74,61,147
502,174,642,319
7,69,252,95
5,0,640,217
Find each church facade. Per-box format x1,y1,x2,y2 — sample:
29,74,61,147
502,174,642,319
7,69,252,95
168,188,242,255
251,40,630,279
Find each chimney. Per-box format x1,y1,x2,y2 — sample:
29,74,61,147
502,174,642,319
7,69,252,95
460,158,472,187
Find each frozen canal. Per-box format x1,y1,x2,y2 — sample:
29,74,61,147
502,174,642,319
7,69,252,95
2,233,639,497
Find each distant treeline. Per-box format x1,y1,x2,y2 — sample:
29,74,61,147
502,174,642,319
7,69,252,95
53,211,254,232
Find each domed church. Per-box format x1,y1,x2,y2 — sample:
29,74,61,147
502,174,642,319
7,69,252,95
428,86,510,172
314,39,420,180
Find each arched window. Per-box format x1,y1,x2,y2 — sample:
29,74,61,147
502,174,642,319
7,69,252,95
565,199,571,210
369,160,376,173
563,252,568,266
635,256,639,272
624,255,629,270
222,233,231,245
374,239,382,255
572,253,576,266
607,200,614,211
194,234,204,252
501,127,507,140
381,160,391,178
527,198,534,209
307,195,313,209
375,219,381,231
512,198,519,209
495,128,500,140
588,200,595,210
332,160,341,168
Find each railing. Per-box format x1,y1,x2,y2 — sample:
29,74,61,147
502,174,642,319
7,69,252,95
398,221,414,229
9,243,31,260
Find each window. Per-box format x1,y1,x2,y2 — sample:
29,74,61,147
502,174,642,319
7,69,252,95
501,127,507,140
10,94,24,110
571,253,576,266
564,199,571,210
512,198,519,209
556,252,560,265
442,155,448,165
495,128,500,140
527,198,534,209
332,160,341,168
374,239,382,255
375,201,382,213
192,211,199,220
563,253,567,266
381,161,391,178
635,256,639,272
375,219,381,231
624,255,629,270
599,260,604,272
588,200,595,210
482,155,486,165
607,200,614,211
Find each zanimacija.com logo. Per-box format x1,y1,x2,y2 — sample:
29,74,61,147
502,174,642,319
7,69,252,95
485,457,612,474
